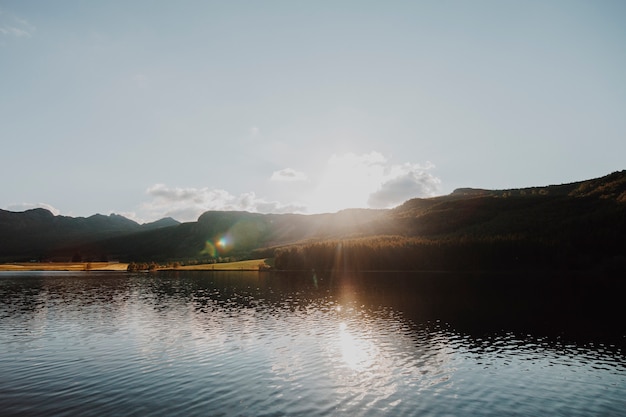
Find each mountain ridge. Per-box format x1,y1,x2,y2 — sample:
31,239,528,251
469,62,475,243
1,170,625,270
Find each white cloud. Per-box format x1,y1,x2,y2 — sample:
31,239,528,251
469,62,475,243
270,168,308,182
0,12,35,38
137,152,440,220
7,202,61,216
307,152,441,212
249,126,260,136
368,166,441,208
141,184,306,222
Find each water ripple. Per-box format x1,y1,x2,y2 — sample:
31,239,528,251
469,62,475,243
0,271,624,416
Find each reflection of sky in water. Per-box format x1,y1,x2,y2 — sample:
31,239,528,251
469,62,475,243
0,272,624,417
115,277,459,413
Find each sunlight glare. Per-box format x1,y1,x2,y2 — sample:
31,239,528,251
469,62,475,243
308,152,386,213
338,321,378,371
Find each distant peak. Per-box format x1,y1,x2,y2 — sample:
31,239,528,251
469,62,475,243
141,217,180,230
451,188,491,196
24,207,55,217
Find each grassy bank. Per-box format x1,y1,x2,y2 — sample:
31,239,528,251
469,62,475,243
0,262,130,271
172,259,272,271
0,259,273,272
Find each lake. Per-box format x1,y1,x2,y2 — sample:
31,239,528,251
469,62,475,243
0,270,624,416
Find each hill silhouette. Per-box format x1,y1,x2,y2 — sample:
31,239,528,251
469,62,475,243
0,210,179,262
1,171,625,270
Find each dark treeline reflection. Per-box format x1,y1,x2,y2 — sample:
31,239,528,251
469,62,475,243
0,271,624,350
341,271,625,346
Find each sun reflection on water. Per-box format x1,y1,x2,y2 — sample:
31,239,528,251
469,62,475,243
324,307,403,410
338,321,379,371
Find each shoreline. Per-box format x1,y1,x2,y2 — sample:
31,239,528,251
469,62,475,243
0,262,130,272
0,259,272,272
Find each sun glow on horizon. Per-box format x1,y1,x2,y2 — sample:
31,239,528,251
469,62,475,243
306,152,387,213
302,152,441,214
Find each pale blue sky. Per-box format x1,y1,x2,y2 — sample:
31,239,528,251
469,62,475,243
1,1,625,222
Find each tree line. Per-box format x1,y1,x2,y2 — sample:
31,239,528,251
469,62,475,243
273,234,625,272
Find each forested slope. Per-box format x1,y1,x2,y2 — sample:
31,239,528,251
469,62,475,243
2,170,625,271
274,171,626,271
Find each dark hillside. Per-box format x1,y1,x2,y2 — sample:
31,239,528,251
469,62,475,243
96,209,386,262
0,209,178,262
141,217,180,230
0,209,142,261
387,170,626,239
1,170,624,269
275,171,626,271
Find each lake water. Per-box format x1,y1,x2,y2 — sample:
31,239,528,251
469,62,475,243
0,271,624,416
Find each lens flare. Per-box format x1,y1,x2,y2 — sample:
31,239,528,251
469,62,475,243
201,241,216,257
215,234,233,255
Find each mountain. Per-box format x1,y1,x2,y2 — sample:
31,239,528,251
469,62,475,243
93,209,386,262
0,210,178,262
278,169,625,245
1,170,625,270
141,217,181,230
273,170,626,270
388,169,626,239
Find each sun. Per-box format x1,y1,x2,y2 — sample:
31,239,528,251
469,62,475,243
307,152,387,213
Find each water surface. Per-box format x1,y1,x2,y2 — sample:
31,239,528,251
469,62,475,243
0,271,624,416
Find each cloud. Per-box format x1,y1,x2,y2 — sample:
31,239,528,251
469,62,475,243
270,168,308,182
249,126,260,136
7,202,61,216
308,152,441,212
368,165,441,208
138,152,440,220
141,184,306,222
0,12,35,38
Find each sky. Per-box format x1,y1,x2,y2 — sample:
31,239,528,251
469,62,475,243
1,1,625,223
